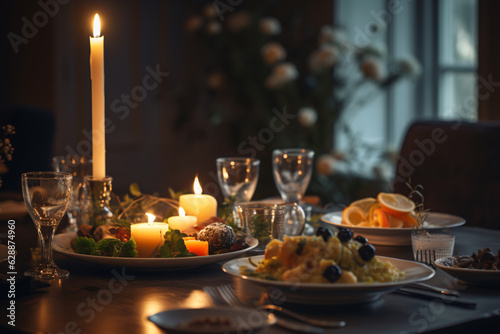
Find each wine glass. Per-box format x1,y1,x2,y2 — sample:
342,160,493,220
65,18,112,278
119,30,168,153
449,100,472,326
22,172,73,280
52,155,92,231
272,149,314,204
216,157,260,202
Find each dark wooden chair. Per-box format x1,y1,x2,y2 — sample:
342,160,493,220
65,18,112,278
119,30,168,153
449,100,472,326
392,120,500,230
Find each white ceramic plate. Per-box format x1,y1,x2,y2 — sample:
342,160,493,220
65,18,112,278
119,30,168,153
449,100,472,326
148,306,276,334
53,232,258,270
222,255,434,305
321,212,465,246
435,257,500,285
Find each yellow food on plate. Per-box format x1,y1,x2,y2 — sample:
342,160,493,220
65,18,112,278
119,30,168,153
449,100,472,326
244,230,404,284
342,193,417,228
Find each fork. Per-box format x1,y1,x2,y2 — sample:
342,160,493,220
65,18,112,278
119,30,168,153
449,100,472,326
415,249,437,267
204,285,345,331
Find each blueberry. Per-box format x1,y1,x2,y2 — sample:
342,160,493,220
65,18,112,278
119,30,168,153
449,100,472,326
323,265,342,282
316,227,334,242
337,227,353,242
354,235,368,244
358,244,376,261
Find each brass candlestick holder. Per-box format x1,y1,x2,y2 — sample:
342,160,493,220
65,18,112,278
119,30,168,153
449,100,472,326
83,176,113,226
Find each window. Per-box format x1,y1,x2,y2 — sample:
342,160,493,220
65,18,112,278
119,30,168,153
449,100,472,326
438,0,478,120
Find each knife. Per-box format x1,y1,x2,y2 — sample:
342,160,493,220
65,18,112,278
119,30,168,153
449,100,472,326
395,287,476,309
275,318,325,334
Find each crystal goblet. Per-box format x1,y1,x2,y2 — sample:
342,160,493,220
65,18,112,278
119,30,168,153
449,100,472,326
52,155,92,231
272,148,314,204
22,172,72,280
216,157,260,202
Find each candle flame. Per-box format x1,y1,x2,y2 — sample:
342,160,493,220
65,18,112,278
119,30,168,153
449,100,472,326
146,213,155,226
93,14,101,38
179,207,186,217
193,176,202,195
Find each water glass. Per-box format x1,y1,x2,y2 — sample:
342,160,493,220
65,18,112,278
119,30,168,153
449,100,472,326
52,155,92,231
411,228,455,261
237,202,305,250
216,157,260,202
272,149,314,204
22,172,72,279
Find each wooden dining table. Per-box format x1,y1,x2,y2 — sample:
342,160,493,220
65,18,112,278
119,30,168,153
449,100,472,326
1,215,499,334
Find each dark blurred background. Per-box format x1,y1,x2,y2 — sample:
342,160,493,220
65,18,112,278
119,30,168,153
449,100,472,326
1,0,499,206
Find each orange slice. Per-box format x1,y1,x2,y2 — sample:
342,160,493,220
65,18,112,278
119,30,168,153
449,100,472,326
399,213,418,228
373,208,390,227
377,193,416,217
350,198,377,213
342,206,366,225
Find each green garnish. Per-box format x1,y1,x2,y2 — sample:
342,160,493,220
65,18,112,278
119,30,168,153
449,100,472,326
159,229,197,258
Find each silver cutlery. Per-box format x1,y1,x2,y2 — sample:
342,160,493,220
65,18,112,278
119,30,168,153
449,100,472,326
415,249,437,268
204,285,345,332
395,288,476,309
409,282,461,296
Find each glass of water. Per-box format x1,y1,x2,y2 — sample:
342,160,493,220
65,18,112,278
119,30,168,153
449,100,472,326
411,228,455,261
272,149,314,204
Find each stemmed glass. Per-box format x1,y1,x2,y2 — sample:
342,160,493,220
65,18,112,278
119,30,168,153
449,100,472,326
272,148,315,204
216,157,260,202
22,172,73,280
217,158,260,227
52,155,92,231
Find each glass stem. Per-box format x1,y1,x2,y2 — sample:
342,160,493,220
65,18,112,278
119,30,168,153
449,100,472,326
38,225,56,267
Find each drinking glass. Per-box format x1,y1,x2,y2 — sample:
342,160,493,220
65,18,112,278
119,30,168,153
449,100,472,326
52,155,92,231
22,172,72,279
272,149,314,203
216,157,260,202
237,202,306,250
411,228,455,261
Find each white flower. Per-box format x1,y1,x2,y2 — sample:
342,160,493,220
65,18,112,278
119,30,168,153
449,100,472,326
226,11,251,33
259,17,281,35
318,26,347,45
261,42,287,66
184,15,203,33
203,4,217,19
358,44,387,59
265,62,299,89
205,21,221,35
360,57,386,81
316,154,337,176
398,56,422,78
308,44,339,73
297,107,318,127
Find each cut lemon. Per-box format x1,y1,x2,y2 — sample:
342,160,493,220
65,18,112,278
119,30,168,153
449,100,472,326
377,193,416,217
342,206,366,226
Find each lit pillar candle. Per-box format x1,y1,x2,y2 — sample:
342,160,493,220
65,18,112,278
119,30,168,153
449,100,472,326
179,176,217,224
167,207,197,234
90,14,106,180
130,213,168,257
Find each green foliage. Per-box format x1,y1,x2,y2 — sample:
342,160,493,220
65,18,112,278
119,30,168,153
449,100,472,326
159,229,197,258
75,237,138,258
96,238,123,257
118,238,138,257
73,237,97,255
